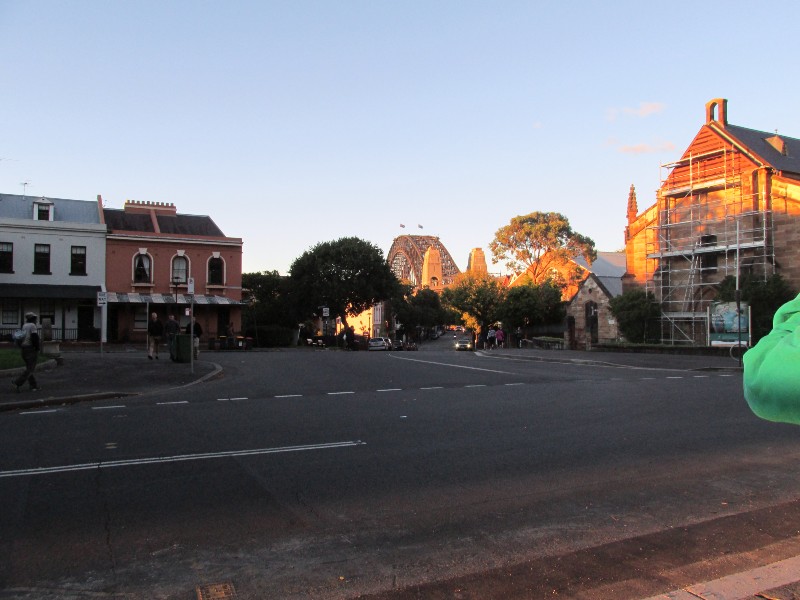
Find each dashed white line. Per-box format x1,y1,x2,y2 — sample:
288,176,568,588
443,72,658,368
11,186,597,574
505,383,525,386
157,401,189,405
377,388,402,392
464,384,487,388
328,391,355,395
420,386,443,390
20,409,59,415
275,394,302,398
92,405,126,410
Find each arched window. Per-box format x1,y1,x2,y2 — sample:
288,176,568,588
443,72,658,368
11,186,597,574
208,256,224,285
171,255,188,284
133,253,152,284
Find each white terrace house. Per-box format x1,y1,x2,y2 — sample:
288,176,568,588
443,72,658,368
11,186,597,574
0,193,107,340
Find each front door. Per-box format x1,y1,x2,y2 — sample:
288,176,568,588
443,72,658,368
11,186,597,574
77,305,95,340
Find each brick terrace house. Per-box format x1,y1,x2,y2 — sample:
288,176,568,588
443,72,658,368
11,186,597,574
103,199,243,343
625,98,800,345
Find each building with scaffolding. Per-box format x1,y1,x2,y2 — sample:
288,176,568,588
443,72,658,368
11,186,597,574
625,98,800,345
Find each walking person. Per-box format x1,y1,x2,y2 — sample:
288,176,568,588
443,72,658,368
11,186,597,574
13,312,40,392
487,326,496,350
164,314,181,361
186,317,203,359
147,312,164,360
495,328,505,349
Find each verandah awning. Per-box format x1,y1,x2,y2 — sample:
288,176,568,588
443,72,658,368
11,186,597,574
0,284,101,299
106,293,244,305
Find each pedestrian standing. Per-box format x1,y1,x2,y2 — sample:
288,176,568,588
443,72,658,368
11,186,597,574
495,328,505,349
148,312,164,359
13,312,40,392
487,327,496,349
186,317,203,359
164,314,181,361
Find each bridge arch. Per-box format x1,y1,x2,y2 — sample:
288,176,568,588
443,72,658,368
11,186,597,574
387,235,461,288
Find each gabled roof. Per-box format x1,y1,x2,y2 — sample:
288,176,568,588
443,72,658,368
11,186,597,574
712,123,800,175
0,193,101,224
574,251,626,297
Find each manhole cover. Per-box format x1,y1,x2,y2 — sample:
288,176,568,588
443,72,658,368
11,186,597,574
196,582,236,599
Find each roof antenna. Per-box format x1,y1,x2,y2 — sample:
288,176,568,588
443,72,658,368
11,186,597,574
21,181,31,199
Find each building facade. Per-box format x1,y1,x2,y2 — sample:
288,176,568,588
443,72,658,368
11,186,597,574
103,199,244,343
625,98,800,345
0,193,106,339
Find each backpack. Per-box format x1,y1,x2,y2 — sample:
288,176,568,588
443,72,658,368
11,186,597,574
12,329,26,346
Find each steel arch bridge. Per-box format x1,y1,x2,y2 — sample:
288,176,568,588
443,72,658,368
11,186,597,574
387,235,461,287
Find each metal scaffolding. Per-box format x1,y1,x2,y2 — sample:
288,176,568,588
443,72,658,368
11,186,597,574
645,146,775,345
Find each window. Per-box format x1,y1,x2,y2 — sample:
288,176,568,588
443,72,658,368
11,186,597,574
34,244,50,274
171,255,188,284
0,242,12,273
39,300,55,327
2,300,19,325
208,257,224,285
134,306,148,330
70,246,87,275
34,199,53,221
133,253,151,284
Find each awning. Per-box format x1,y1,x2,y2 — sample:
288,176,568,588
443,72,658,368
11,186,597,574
106,292,243,305
0,284,101,299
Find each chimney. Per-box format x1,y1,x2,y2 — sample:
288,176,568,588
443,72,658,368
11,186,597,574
705,98,728,127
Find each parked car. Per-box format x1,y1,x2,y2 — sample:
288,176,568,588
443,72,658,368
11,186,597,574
454,337,473,351
391,339,404,351
368,337,390,351
404,341,418,351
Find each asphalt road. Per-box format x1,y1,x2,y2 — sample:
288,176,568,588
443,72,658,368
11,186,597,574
2,341,800,599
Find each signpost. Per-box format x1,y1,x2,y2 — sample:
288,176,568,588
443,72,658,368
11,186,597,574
97,292,107,354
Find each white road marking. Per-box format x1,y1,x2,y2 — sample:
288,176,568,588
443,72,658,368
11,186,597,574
328,391,355,395
157,401,189,405
0,440,367,479
20,409,59,415
464,384,486,388
92,405,126,410
504,383,524,386
420,386,443,390
389,354,514,374
275,394,302,398
377,388,402,392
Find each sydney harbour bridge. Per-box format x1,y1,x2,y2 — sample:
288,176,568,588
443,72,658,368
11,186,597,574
387,234,461,287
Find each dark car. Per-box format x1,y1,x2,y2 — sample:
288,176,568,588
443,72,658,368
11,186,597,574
391,339,404,351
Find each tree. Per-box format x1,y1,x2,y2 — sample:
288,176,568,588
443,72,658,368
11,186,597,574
289,237,401,328
242,270,296,327
497,281,565,331
717,273,796,343
441,272,506,334
391,287,448,340
608,289,661,343
489,212,596,283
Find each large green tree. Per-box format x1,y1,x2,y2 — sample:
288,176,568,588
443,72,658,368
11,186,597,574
489,212,597,283
289,237,401,328
497,281,565,331
441,272,506,333
391,287,448,340
608,289,661,343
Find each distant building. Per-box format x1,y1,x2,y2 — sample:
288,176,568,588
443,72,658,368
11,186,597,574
103,199,244,343
0,193,106,340
625,98,800,344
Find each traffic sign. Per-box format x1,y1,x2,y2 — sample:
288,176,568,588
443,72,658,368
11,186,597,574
97,292,107,306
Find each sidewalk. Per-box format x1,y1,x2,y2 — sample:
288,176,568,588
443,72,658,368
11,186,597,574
0,348,219,412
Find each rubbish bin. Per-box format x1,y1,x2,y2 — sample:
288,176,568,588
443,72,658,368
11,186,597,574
175,334,192,363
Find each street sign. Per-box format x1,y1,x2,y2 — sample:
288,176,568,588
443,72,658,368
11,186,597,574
97,292,107,306
322,307,329,317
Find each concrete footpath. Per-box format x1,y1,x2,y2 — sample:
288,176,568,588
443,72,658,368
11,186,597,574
2,345,800,599
0,347,220,412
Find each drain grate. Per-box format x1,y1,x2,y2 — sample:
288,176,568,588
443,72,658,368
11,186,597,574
196,582,236,599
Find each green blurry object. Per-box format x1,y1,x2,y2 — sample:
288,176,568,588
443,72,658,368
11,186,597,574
743,293,800,424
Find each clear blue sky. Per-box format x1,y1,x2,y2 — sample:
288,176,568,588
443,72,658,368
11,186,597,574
3,1,799,275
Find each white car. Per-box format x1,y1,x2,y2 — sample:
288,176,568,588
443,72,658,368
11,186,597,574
368,337,390,351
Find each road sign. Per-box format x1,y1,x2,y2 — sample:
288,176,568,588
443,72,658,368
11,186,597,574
97,292,107,306
322,307,329,317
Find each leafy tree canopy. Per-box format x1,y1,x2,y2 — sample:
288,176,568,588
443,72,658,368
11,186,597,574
441,272,506,333
242,270,297,328
489,211,596,282
289,237,401,327
608,289,661,343
497,281,565,329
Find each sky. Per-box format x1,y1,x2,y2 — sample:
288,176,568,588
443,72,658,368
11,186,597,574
3,0,800,276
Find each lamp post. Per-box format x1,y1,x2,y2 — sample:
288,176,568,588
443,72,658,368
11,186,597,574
171,277,182,304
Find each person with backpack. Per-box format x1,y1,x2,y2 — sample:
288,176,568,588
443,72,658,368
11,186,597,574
13,312,40,392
